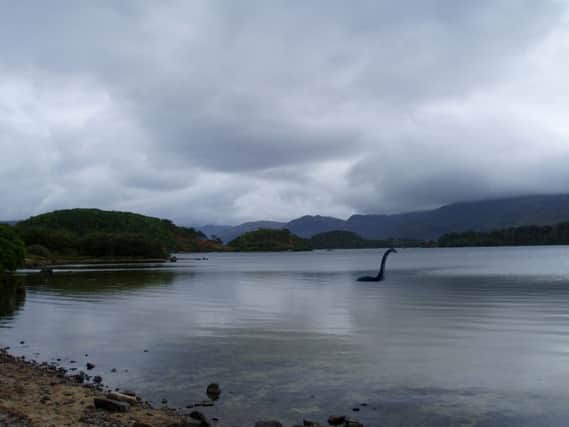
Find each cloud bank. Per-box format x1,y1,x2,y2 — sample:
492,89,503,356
1,0,568,224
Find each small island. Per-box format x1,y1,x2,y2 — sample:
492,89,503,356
9,208,225,267
308,230,425,249
228,228,310,251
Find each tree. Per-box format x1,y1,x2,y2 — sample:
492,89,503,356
0,225,26,272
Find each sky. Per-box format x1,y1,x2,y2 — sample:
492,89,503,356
1,1,569,225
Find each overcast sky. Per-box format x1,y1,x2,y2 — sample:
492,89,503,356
1,1,569,225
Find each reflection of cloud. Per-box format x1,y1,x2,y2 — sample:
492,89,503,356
6,249,569,413
231,273,355,335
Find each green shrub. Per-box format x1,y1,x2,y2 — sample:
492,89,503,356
79,232,167,258
0,225,26,272
26,244,52,258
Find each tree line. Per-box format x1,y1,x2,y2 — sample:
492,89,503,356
228,229,426,251
5,209,569,273
438,223,569,247
230,223,569,251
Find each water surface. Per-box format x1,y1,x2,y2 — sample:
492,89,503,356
3,247,569,426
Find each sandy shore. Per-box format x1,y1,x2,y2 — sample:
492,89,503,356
0,348,190,427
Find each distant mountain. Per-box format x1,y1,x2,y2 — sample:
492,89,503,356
201,195,569,241
286,215,348,237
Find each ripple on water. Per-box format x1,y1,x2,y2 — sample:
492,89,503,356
3,248,569,424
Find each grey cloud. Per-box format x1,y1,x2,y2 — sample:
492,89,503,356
347,110,569,214
1,1,568,223
143,106,361,172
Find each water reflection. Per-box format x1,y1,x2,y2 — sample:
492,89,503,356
0,277,26,325
2,249,569,426
23,269,180,296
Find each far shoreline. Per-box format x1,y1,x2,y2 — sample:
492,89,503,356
20,244,569,270
23,256,171,269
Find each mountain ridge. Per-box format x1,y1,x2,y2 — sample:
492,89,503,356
200,194,569,242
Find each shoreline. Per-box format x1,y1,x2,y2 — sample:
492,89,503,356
23,256,170,268
0,345,365,427
0,347,202,426
21,254,217,269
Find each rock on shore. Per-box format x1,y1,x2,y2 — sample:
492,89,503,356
0,348,187,426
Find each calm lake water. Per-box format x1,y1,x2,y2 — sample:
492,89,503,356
3,247,569,426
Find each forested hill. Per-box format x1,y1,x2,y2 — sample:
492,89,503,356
228,229,309,251
15,208,222,259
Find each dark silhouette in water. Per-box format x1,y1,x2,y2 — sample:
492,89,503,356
357,248,398,281
0,276,26,320
40,266,53,275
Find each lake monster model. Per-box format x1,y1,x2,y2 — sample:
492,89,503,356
357,248,397,281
